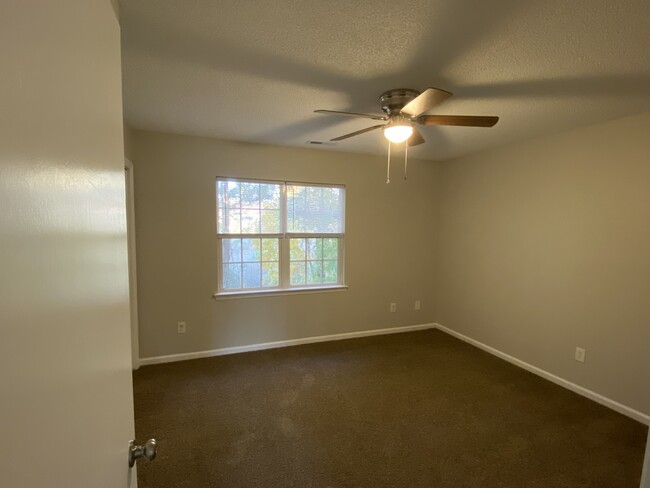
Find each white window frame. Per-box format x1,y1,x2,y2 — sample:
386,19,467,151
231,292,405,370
214,177,346,298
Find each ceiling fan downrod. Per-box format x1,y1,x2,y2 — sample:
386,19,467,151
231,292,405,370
404,143,408,181
386,139,410,185
386,140,391,184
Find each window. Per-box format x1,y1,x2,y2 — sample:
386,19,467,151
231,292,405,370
216,178,345,295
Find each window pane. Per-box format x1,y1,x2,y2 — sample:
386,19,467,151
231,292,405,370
240,182,260,208
222,238,242,263
323,260,338,283
261,209,281,233
217,180,228,214
217,179,281,235
226,181,240,207
290,238,306,260
261,239,279,262
262,262,279,287
223,263,241,289
241,209,261,233
289,237,340,286
242,238,261,262
260,184,280,209
306,261,323,284
290,262,306,285
307,238,323,260
223,211,241,234
243,263,261,288
286,184,344,233
323,238,338,260
217,180,242,234
222,238,279,291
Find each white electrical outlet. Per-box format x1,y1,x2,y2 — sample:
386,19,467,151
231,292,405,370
414,300,421,311
177,321,187,334
575,347,586,363
390,303,397,313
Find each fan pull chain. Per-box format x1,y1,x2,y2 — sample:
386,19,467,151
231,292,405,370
404,143,408,180
386,141,391,184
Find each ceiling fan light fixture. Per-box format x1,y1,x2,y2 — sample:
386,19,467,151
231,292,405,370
383,124,413,143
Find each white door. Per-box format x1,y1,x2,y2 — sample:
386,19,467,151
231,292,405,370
0,1,139,487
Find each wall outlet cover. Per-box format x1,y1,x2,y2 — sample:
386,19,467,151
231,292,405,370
177,321,187,334
575,347,586,363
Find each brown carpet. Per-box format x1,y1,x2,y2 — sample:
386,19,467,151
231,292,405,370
133,329,647,487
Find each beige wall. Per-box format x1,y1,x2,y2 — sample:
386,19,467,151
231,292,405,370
435,111,650,416
130,130,440,358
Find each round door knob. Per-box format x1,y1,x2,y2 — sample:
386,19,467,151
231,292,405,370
141,438,157,461
128,438,157,467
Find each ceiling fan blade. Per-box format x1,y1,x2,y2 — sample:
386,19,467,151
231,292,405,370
330,124,385,141
400,87,453,117
408,128,425,146
416,115,499,127
315,109,387,121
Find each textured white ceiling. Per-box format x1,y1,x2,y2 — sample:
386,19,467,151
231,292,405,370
120,0,650,161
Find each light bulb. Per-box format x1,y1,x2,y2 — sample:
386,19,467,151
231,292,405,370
383,124,413,143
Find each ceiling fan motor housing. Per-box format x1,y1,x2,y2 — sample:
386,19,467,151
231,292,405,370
379,88,421,116
314,86,498,143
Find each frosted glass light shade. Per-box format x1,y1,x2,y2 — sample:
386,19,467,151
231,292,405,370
383,124,413,143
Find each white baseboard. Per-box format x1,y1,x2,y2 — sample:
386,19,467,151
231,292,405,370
435,323,650,426
139,323,436,366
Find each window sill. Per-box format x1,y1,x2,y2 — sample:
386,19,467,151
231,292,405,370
213,285,348,300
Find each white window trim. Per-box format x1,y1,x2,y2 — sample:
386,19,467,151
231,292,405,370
215,177,346,296
213,285,348,300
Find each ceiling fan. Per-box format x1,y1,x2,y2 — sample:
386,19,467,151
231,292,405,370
314,87,499,146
